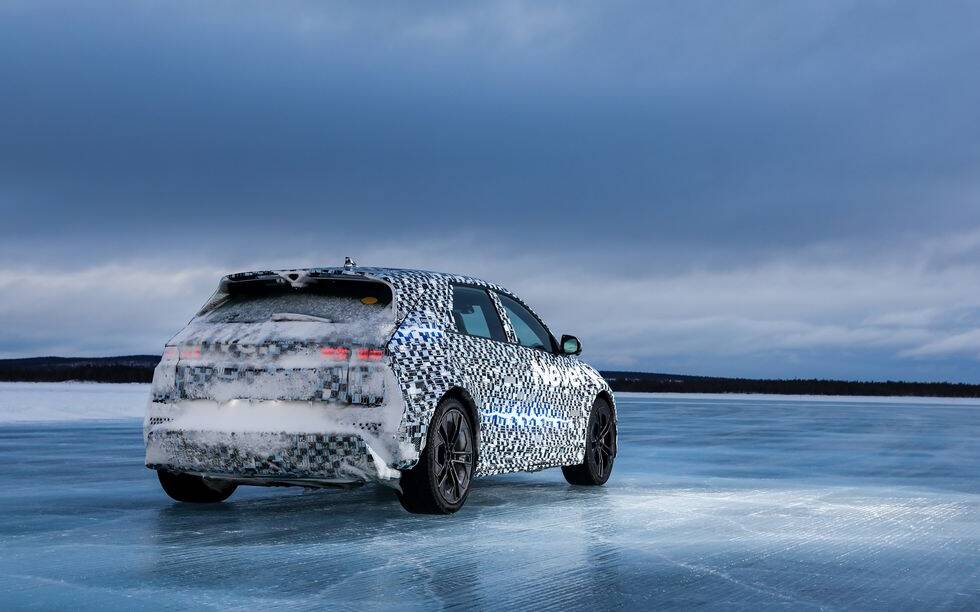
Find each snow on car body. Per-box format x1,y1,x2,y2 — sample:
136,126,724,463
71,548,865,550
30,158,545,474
145,264,617,513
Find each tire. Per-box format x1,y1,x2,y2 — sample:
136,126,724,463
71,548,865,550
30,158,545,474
157,469,237,503
398,398,476,514
562,397,616,486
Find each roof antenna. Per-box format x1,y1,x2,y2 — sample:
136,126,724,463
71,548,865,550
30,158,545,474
343,256,357,270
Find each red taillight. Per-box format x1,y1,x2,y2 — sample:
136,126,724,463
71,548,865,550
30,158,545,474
320,346,351,360
319,347,383,361
356,348,384,361
179,345,201,359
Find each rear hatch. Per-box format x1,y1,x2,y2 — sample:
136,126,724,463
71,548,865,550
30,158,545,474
160,272,395,405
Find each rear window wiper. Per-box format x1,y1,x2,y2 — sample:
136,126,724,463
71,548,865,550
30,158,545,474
269,313,335,323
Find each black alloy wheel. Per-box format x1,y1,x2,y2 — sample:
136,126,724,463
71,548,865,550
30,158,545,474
398,398,475,514
431,407,474,505
562,397,616,486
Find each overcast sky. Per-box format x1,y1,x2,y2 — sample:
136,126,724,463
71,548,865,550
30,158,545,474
2,1,980,382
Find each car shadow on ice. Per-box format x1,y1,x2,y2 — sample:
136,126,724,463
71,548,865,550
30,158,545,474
145,478,627,605
468,476,614,508
149,476,616,545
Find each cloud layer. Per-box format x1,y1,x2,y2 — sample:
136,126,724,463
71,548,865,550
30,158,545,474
1,1,979,381
4,231,980,381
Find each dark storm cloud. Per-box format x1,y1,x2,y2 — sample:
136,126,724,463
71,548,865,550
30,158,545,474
3,1,978,251
2,1,980,380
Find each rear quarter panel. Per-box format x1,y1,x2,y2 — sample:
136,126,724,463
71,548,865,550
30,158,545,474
386,314,614,475
379,269,615,475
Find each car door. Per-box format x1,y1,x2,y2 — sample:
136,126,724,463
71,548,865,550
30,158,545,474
494,291,582,468
443,285,524,475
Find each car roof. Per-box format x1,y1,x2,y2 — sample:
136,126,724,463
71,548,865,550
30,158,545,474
218,266,555,339
221,266,510,296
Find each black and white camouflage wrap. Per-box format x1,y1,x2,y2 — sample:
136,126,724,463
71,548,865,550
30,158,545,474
145,266,615,486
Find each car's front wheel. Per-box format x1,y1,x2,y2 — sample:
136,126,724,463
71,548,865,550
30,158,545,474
157,469,237,503
398,398,475,514
562,397,616,486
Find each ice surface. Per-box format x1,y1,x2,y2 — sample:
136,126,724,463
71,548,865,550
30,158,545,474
0,382,146,422
0,384,978,610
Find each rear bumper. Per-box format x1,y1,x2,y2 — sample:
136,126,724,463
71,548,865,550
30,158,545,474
144,398,408,487
146,429,397,486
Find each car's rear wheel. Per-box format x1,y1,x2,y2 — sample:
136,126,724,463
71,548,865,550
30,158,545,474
562,397,616,486
157,469,238,503
398,398,475,514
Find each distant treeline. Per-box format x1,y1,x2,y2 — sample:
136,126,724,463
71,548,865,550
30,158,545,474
602,371,980,398
2,357,979,397
0,356,159,383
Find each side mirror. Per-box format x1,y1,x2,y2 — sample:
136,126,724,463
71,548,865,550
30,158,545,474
560,334,582,356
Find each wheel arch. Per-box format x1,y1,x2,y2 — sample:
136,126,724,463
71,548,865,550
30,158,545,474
595,388,618,456
596,389,616,420
438,387,481,467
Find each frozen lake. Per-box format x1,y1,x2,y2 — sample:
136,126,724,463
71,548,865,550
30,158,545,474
0,383,977,610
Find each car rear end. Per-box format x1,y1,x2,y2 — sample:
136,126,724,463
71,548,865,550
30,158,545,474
144,270,407,488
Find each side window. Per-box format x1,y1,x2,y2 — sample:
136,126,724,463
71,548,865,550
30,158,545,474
497,293,554,352
451,286,507,342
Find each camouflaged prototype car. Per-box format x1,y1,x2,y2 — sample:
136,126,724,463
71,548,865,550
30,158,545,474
145,261,617,513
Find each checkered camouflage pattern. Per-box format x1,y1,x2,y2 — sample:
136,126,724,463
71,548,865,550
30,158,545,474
147,430,375,481
146,266,615,483
171,364,379,403
362,267,614,477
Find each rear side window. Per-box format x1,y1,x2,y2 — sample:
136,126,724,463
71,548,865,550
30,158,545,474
497,293,554,352
451,286,507,342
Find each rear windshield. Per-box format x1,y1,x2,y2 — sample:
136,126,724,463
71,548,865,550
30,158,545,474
197,277,393,324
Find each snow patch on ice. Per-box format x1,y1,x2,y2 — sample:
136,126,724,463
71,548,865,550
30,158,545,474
617,391,980,405
0,382,147,422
